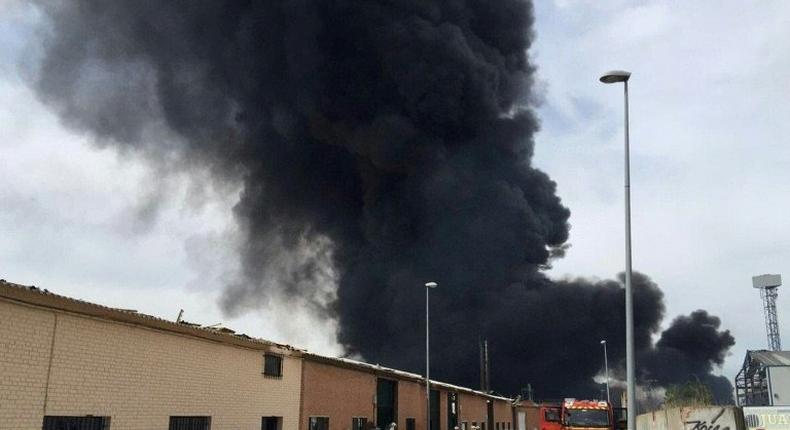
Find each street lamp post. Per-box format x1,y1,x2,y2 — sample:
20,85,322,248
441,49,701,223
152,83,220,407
600,340,611,404
599,70,634,430
425,281,438,430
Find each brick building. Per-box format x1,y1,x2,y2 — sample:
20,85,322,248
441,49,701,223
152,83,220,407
0,280,516,430
299,354,514,430
0,281,302,430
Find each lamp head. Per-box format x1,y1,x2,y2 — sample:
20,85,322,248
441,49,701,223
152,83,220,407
425,282,438,288
600,340,607,345
599,70,631,84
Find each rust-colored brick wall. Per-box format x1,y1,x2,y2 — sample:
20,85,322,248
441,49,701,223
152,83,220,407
396,378,428,430
459,393,488,427
0,297,302,430
456,395,511,430
494,402,513,430
300,361,471,430
300,360,377,430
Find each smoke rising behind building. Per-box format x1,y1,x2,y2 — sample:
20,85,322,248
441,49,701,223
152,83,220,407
30,0,734,401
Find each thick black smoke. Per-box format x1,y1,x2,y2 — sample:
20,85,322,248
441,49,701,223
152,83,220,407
31,0,734,402
642,311,736,404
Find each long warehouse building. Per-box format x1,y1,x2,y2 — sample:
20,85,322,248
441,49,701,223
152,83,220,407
0,280,517,430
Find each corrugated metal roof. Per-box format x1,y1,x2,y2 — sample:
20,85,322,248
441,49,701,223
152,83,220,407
748,350,790,366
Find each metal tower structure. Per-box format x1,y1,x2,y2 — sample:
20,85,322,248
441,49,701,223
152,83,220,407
753,274,782,351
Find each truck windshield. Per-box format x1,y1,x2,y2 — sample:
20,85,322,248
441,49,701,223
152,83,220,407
565,409,609,428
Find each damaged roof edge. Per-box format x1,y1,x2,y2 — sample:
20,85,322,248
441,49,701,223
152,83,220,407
0,279,514,402
0,279,300,354
303,352,514,402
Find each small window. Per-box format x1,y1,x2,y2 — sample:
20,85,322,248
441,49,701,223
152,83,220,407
169,416,211,430
544,408,561,423
406,418,416,430
310,417,329,430
496,423,500,430
43,416,111,430
262,417,282,430
482,424,486,430
353,417,368,430
462,423,468,430
264,353,283,377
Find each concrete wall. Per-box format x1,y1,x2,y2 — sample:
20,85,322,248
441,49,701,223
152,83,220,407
637,407,743,430
0,298,302,430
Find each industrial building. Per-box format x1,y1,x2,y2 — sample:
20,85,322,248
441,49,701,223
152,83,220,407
736,275,790,407
300,354,514,430
736,350,790,407
0,280,517,430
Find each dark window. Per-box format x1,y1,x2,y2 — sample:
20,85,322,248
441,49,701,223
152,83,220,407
310,417,329,430
497,424,500,430
430,390,440,430
447,392,458,430
169,417,210,430
353,417,368,430
564,410,609,428
544,408,561,423
407,418,416,430
262,417,281,430
263,353,283,377
482,424,486,430
376,378,397,427
43,416,110,430
462,422,468,430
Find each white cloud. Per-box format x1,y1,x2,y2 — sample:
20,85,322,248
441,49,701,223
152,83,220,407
534,1,790,379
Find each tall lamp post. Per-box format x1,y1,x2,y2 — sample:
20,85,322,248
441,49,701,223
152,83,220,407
599,70,634,430
600,340,611,404
425,281,438,430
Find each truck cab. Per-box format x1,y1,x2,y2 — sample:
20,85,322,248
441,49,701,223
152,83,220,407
560,399,612,430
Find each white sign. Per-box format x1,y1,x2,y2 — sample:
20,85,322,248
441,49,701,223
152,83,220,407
743,407,790,430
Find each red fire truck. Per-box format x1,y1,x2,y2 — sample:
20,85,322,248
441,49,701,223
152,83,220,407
540,399,623,430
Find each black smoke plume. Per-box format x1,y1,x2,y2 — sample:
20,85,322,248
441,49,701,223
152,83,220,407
641,310,735,404
31,0,734,402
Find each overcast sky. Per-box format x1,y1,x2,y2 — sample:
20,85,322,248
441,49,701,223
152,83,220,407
2,1,790,382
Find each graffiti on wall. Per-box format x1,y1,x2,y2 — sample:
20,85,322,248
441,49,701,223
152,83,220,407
684,408,730,430
637,406,740,430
